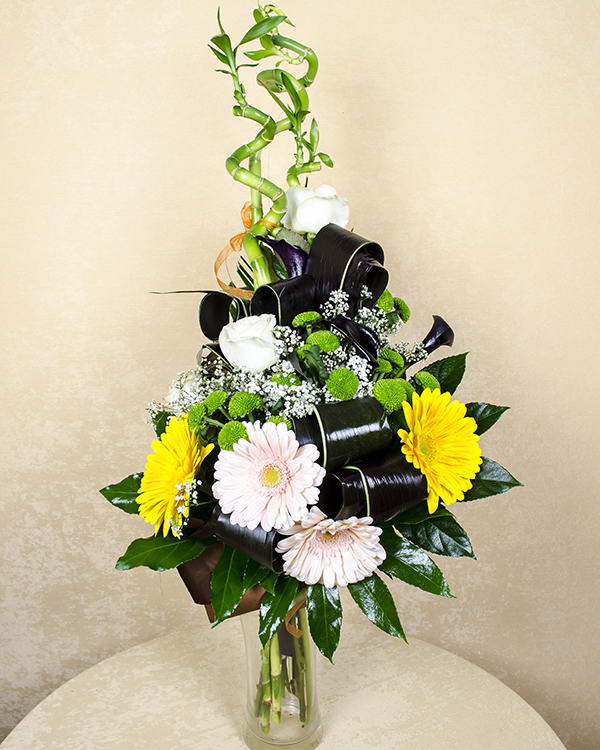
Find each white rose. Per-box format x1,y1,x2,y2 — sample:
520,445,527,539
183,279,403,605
218,314,279,372
282,184,349,234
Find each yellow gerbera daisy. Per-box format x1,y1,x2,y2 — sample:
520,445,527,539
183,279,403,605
398,388,482,513
137,415,214,537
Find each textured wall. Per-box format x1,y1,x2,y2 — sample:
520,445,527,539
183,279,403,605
1,1,599,747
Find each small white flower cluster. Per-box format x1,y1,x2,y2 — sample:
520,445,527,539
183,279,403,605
389,341,428,366
169,479,201,537
356,305,403,340
320,289,350,318
272,325,303,356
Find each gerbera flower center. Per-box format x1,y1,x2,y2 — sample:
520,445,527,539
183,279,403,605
417,435,438,461
260,462,285,488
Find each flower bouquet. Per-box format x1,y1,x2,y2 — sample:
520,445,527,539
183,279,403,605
101,5,521,748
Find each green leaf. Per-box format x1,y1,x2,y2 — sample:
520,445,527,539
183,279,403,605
208,44,229,64
317,152,334,168
239,15,286,46
152,410,171,437
279,71,303,112
348,574,406,641
391,502,452,526
100,473,142,514
116,535,211,571
463,457,522,501
306,585,342,662
259,575,298,645
244,49,276,61
309,118,319,151
210,33,233,58
260,571,280,595
396,513,475,558
379,529,454,596
416,353,467,394
210,546,247,625
465,402,509,435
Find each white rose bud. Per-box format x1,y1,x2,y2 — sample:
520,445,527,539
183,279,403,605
282,184,349,235
218,314,279,373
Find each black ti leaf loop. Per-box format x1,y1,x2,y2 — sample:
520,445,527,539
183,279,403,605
250,274,316,325
210,507,283,572
198,291,248,342
307,224,388,314
319,446,428,524
292,397,393,470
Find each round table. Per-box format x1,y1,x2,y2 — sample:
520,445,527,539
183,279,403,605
2,618,564,749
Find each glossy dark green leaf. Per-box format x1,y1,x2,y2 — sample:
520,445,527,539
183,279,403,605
239,15,286,45
391,502,451,526
348,574,406,641
152,411,171,437
317,152,333,168
396,513,475,558
210,546,247,624
379,529,453,596
100,473,142,514
259,576,298,645
306,585,342,662
260,571,280,595
416,352,467,394
465,402,509,435
116,535,211,571
463,457,522,501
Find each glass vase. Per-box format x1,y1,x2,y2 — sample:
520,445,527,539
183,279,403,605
240,602,322,749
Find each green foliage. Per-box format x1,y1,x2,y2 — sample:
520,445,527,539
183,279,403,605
152,411,171,437
379,529,453,596
100,473,142,515
203,390,229,415
393,297,411,322
348,574,406,641
376,289,395,312
210,547,271,625
415,353,467,394
326,368,359,400
266,416,293,429
239,15,287,46
229,391,263,418
414,371,441,392
259,575,299,645
396,512,475,558
373,378,413,413
306,585,342,662
270,372,301,386
292,311,322,327
116,535,212,571
465,402,509,435
218,420,249,450
188,402,207,432
305,330,341,352
462,457,522,501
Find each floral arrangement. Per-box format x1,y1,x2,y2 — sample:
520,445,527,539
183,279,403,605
100,4,521,743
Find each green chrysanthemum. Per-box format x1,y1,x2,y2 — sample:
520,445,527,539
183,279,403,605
218,421,249,451
306,330,341,353
414,371,441,391
266,415,293,429
187,402,207,432
373,378,414,413
228,391,263,419
375,358,393,374
393,297,411,323
270,372,301,386
326,368,359,401
376,289,395,312
292,311,322,327
203,390,228,415
380,348,405,369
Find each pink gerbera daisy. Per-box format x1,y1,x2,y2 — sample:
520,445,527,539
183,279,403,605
276,507,386,588
212,421,326,532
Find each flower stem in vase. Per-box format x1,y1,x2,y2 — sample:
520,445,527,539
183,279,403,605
270,634,283,724
299,607,313,724
259,642,271,734
292,616,306,723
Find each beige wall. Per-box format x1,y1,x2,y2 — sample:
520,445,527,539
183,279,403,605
2,0,599,747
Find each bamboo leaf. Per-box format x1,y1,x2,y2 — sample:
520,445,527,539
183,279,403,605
465,402,510,435
379,529,454,595
317,152,333,168
244,49,276,61
463,457,522,501
279,71,302,112
100,473,142,514
306,585,342,662
211,33,233,58
259,575,298,645
116,535,211,571
208,44,228,64
309,118,319,151
348,574,406,641
239,15,286,46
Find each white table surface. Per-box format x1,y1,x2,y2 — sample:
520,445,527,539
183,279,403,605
2,616,565,749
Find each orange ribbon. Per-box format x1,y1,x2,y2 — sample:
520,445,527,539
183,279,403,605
284,594,308,638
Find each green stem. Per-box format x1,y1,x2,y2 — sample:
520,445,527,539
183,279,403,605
260,642,271,734
292,616,306,723
249,154,263,223
299,607,313,724
270,635,282,724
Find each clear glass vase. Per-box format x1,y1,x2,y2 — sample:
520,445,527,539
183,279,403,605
240,602,322,749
